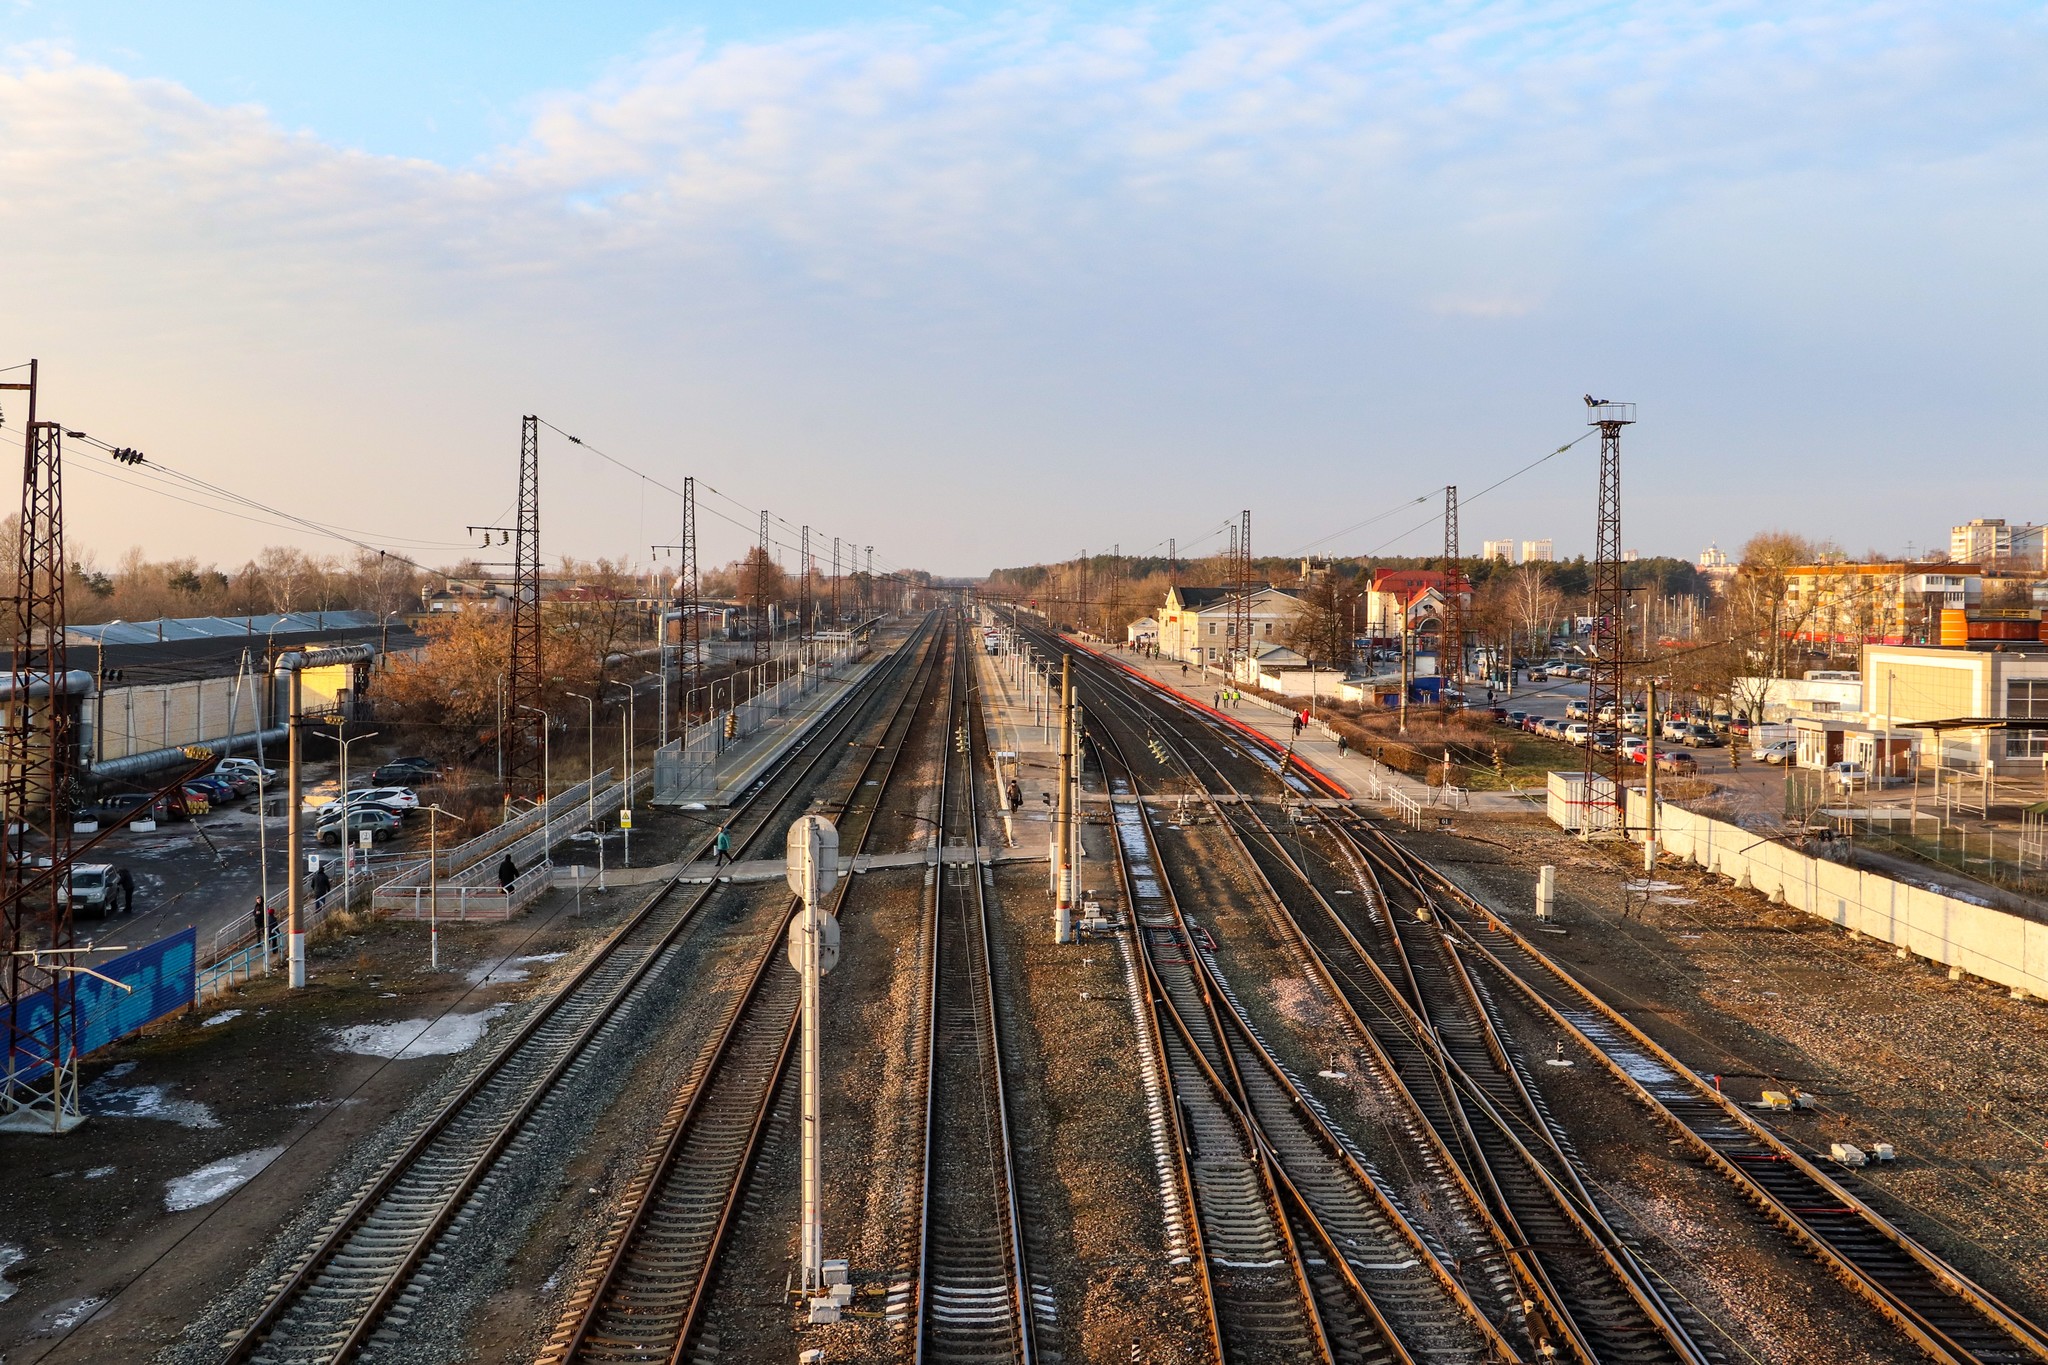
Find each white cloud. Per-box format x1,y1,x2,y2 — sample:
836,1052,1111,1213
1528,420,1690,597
1,3,2045,571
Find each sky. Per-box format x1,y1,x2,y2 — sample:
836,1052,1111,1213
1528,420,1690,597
2,1,2044,579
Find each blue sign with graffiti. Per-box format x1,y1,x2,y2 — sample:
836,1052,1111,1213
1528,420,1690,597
6,928,196,1083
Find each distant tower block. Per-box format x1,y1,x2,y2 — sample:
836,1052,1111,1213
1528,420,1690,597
1520,539,1555,564
1481,539,1515,563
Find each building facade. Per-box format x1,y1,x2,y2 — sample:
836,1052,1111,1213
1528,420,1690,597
1520,539,1554,564
1951,518,2046,571
1480,539,1515,563
1782,562,1982,649
1157,585,1302,666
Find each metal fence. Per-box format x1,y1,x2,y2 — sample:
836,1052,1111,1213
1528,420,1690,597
653,639,865,803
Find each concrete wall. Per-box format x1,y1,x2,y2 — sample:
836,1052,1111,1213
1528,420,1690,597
90,675,272,762
1630,789,2048,998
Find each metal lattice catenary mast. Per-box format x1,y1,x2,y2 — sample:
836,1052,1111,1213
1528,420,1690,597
1441,485,1463,691
1583,398,1636,833
1229,510,1253,683
2,360,85,1129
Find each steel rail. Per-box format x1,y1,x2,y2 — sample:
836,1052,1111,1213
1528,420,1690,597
222,615,941,1365
539,613,955,1363
913,614,1035,1363
1073,665,1545,1361
1359,822,2048,1365
1091,730,1338,1362
1052,635,1708,1362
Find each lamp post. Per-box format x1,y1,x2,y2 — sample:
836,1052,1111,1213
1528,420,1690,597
610,680,639,867
566,692,598,829
422,804,465,969
328,725,381,916
517,704,551,824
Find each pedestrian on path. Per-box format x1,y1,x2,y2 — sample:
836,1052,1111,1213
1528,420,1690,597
1214,691,1221,708
714,825,733,867
498,853,518,890
1007,778,1023,811
1291,714,1303,738
115,866,134,915
251,896,266,942
310,863,332,901
1336,734,1349,759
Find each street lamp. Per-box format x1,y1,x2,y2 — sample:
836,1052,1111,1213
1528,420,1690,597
567,692,598,828
517,704,551,823
327,725,380,915
421,804,465,969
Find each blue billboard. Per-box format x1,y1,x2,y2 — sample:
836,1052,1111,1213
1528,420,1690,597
6,927,196,1083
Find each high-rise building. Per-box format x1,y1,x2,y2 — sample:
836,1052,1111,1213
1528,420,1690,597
1520,539,1554,563
1951,518,2045,570
1480,539,1515,562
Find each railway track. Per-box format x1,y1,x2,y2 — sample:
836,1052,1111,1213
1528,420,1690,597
535,615,955,1364
1359,824,2048,1365
1020,617,2048,1365
912,615,1035,1362
1037,627,1718,1362
1091,712,1520,1364
219,616,939,1365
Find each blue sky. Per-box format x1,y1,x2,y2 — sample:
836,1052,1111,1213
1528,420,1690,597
3,2,2044,576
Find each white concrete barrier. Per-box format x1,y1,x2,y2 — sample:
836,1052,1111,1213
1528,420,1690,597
1629,790,2048,998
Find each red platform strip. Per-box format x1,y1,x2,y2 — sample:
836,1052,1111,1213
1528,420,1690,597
1058,636,1351,801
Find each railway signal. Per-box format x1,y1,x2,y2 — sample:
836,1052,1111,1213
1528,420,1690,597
786,814,847,1319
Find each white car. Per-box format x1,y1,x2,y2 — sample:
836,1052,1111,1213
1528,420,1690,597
316,787,419,820
1826,761,1869,791
216,757,276,783
1755,739,1797,765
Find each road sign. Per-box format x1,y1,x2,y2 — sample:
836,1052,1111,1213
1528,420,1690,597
358,829,373,849
619,808,633,830
787,911,841,976
785,815,840,900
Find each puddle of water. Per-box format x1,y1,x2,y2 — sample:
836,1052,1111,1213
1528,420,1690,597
47,1295,105,1329
83,1065,220,1129
201,1009,243,1028
0,1244,24,1302
165,1147,284,1212
332,1006,508,1059
466,951,569,987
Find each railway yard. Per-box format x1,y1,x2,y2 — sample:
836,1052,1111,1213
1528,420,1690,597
3,607,2047,1365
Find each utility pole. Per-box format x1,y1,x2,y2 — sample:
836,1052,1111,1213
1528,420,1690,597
831,536,841,627
1055,656,1074,943
786,815,842,1311
471,417,544,813
1230,510,1253,688
799,525,813,646
1399,609,1411,736
1583,397,1636,835
1,359,88,1131
754,511,773,665
1168,537,1177,587
1442,485,1464,695
1642,679,1659,870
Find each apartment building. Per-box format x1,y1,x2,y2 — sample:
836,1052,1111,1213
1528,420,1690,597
1951,518,2046,571
1782,562,1981,649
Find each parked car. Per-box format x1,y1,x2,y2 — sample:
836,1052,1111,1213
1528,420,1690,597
1681,725,1723,748
1526,667,1548,682
1826,760,1869,791
90,792,167,823
316,807,402,845
187,775,240,806
1621,737,1648,763
59,863,117,918
1565,700,1591,720
1660,720,1692,744
1590,729,1620,754
1728,718,1754,738
215,757,276,784
1656,750,1698,775
1757,739,1798,765
316,787,420,820
1563,722,1591,745
178,785,213,817
1506,710,1527,727
1489,705,1510,722
209,770,259,799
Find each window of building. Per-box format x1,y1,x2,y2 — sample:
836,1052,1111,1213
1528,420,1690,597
2007,679,2048,759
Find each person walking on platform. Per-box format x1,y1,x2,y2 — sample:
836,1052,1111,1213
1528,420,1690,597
1007,778,1023,811
1336,734,1349,759
498,853,518,890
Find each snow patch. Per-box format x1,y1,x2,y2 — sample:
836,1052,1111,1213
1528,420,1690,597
165,1147,283,1212
85,1165,116,1180
332,1006,508,1059
83,1065,219,1129
200,1009,243,1028
465,952,568,987
0,1244,23,1302
47,1296,105,1329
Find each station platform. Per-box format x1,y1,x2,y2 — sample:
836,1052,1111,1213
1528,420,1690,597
976,633,1064,854
1069,641,1528,816
652,634,900,807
